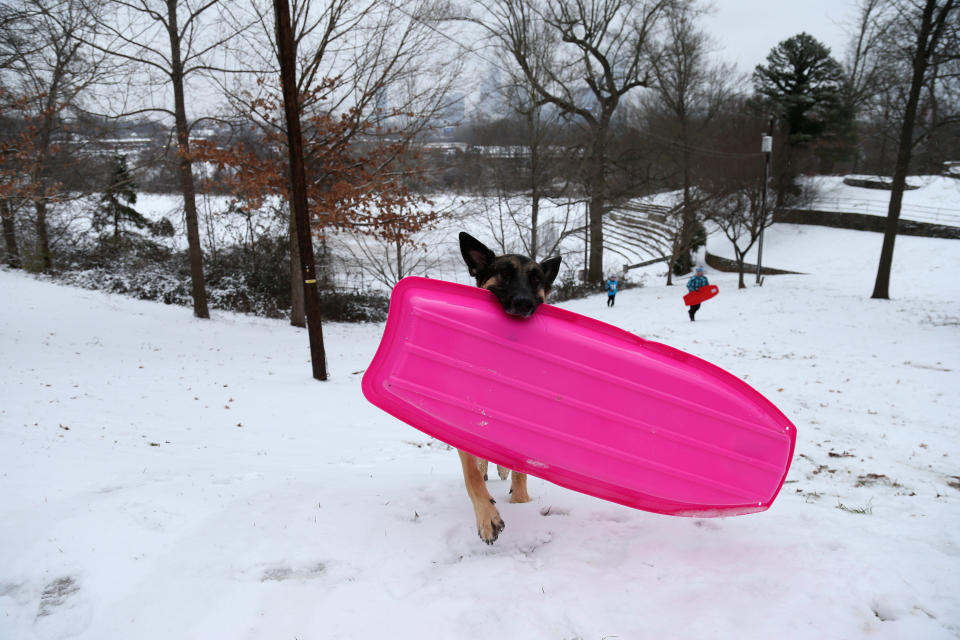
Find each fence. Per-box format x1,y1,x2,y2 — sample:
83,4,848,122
805,197,960,227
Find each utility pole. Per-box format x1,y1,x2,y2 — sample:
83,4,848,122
274,0,328,380
756,126,773,285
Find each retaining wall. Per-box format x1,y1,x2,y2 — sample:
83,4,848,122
775,209,960,239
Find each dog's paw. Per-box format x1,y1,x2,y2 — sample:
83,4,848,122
497,465,511,481
509,489,532,504
509,473,531,503
476,499,505,544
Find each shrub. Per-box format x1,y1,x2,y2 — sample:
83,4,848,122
48,232,390,322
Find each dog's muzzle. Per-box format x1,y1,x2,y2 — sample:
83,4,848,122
506,296,537,318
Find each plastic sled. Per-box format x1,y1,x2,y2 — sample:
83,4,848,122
362,277,795,517
684,284,719,306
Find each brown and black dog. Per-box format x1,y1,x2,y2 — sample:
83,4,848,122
457,232,562,544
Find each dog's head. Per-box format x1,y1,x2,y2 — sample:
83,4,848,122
459,232,562,318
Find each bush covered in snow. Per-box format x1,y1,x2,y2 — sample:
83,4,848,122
45,232,389,322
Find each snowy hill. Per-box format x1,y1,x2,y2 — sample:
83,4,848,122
598,174,960,274
1,221,959,639
805,175,960,226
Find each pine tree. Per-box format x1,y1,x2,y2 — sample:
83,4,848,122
753,33,855,193
94,154,152,240
753,33,851,143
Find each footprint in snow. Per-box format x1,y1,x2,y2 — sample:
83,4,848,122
871,595,937,622
33,576,93,639
259,562,326,583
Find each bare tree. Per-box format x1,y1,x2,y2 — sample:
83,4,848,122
216,0,459,326
703,180,769,289
845,0,898,110
336,224,445,288
1,0,110,271
466,67,577,262
647,2,734,283
465,187,579,265
870,0,959,299
476,0,678,284
490,105,563,260
483,19,576,262
85,0,248,317
1,198,20,267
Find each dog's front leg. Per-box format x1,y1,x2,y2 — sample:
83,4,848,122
458,449,505,544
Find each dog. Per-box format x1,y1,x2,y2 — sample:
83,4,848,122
457,232,562,544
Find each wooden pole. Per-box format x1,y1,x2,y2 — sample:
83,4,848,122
273,0,328,380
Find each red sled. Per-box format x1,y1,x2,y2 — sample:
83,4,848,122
684,284,718,306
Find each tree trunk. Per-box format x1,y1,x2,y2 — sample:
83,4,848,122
665,236,679,286
275,0,328,380
32,89,60,273
167,0,209,319
395,235,403,282
288,203,305,327
530,192,539,260
871,0,941,300
676,119,696,276
587,133,606,284
33,200,51,271
527,108,540,259
2,200,21,268
923,71,939,173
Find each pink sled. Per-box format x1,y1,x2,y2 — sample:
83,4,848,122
362,277,796,517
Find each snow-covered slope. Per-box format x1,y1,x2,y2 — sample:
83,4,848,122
804,175,960,225
1,222,959,639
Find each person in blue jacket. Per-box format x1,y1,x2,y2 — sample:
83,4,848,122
606,274,619,307
686,266,708,321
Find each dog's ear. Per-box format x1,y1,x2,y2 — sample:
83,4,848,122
459,232,496,277
540,256,562,289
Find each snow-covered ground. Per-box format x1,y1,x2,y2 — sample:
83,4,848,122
2,215,959,639
47,174,960,292
706,222,953,296
805,175,960,225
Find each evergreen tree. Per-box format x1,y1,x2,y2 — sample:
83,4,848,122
94,154,152,240
754,33,851,142
753,33,855,194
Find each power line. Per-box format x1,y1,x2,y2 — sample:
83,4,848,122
636,129,764,159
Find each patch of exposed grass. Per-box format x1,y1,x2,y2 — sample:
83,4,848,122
836,498,874,515
856,473,902,488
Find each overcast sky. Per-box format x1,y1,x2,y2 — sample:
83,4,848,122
702,0,860,75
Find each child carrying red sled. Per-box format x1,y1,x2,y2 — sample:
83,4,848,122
686,266,708,321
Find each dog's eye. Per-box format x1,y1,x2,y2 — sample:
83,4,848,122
529,272,542,287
